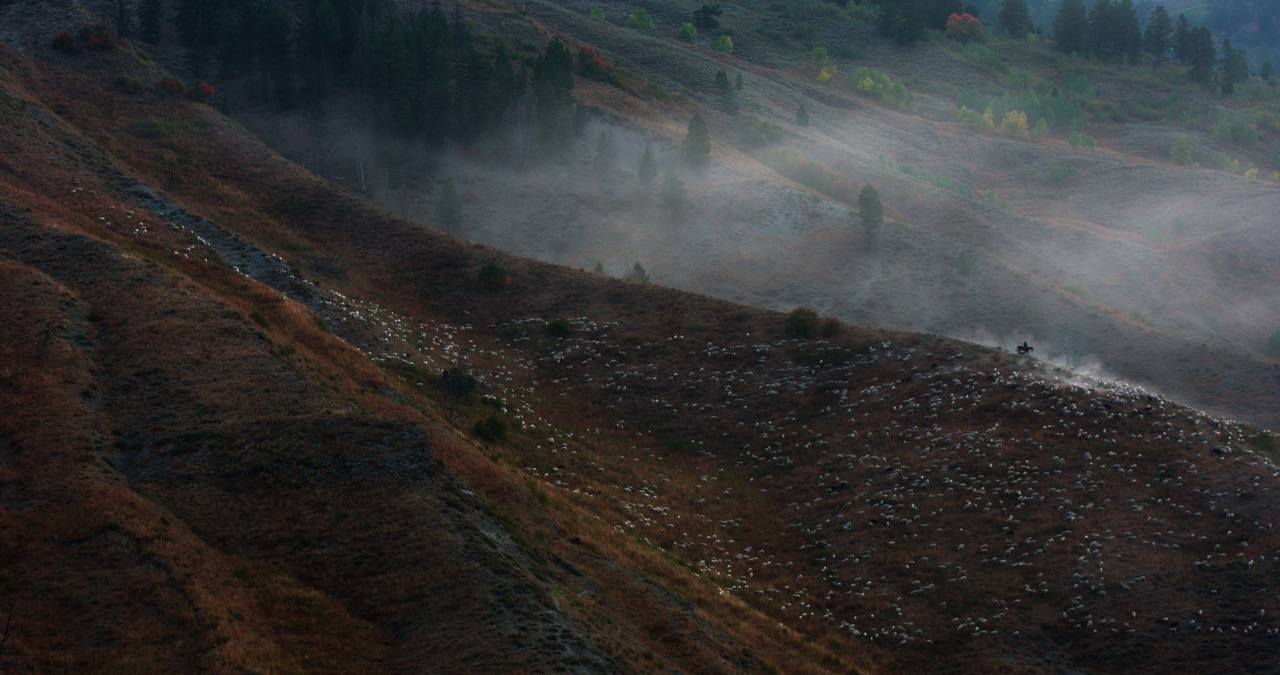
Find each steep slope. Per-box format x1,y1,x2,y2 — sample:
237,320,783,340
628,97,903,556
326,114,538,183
2,6,1280,675
249,0,1280,431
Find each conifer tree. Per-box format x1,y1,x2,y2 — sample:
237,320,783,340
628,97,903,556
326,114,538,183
140,0,163,44
1143,5,1172,62
659,169,689,214
1261,61,1275,83
1185,26,1217,84
998,0,1031,38
858,184,884,248
1052,0,1089,54
797,102,810,126
533,38,576,159
1219,40,1249,95
593,129,618,174
683,113,711,168
715,70,738,114
637,146,657,186
1173,13,1190,64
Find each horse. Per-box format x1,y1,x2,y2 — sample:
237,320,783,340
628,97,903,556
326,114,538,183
1016,341,1033,356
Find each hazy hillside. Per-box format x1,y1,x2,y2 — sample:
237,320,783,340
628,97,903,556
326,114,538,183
1,1,1279,673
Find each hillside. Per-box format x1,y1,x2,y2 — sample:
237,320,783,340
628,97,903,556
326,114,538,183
221,0,1280,432
2,1,1280,674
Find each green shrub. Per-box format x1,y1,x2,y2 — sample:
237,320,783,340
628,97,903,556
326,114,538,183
1170,135,1192,166
628,9,652,30
850,67,914,109
589,7,604,20
128,118,176,139
477,263,511,291
712,35,733,53
677,22,698,43
1068,131,1096,150
784,308,821,338
114,75,142,93
547,319,572,337
742,115,785,147
1046,166,1078,185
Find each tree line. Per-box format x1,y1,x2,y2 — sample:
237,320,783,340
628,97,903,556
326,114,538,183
135,0,577,153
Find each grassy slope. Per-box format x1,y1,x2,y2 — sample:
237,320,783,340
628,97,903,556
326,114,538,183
305,0,1280,431
2,3,1280,674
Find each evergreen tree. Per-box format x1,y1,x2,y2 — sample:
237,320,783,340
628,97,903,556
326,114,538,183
735,72,744,90
677,22,698,44
998,0,1031,38
1115,0,1142,59
1173,13,1190,64
693,3,722,29
879,0,926,46
927,0,964,31
593,129,618,174
410,5,453,143
715,70,739,114
1219,40,1249,95
140,0,163,44
683,113,711,168
455,44,500,141
1088,0,1115,56
659,169,689,215
1052,0,1089,54
1143,5,1172,62
858,184,884,248
797,102,810,126
1185,26,1217,84
533,38,577,159
1261,61,1275,83
637,146,657,186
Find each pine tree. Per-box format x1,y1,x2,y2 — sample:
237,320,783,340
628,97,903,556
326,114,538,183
998,0,1031,38
1088,0,1115,56
1173,13,1190,64
683,113,711,168
1219,40,1249,95
140,0,163,44
593,129,618,174
1185,26,1217,84
858,184,884,248
1143,5,1172,62
797,102,810,126
880,0,926,46
659,169,689,215
1116,0,1142,60
1052,0,1089,54
1261,61,1275,83
637,146,657,186
927,0,964,31
715,70,739,114
533,38,576,159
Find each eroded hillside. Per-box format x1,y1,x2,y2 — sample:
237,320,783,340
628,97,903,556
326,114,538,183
1,2,1279,674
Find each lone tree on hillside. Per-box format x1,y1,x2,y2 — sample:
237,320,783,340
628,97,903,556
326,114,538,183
659,169,689,215
715,70,739,114
637,145,657,186
797,102,810,126
693,3,723,29
683,113,711,168
858,183,884,248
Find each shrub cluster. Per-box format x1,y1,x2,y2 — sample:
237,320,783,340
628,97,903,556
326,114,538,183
577,46,618,85
945,13,984,43
477,263,512,291
784,308,842,339
851,67,914,109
